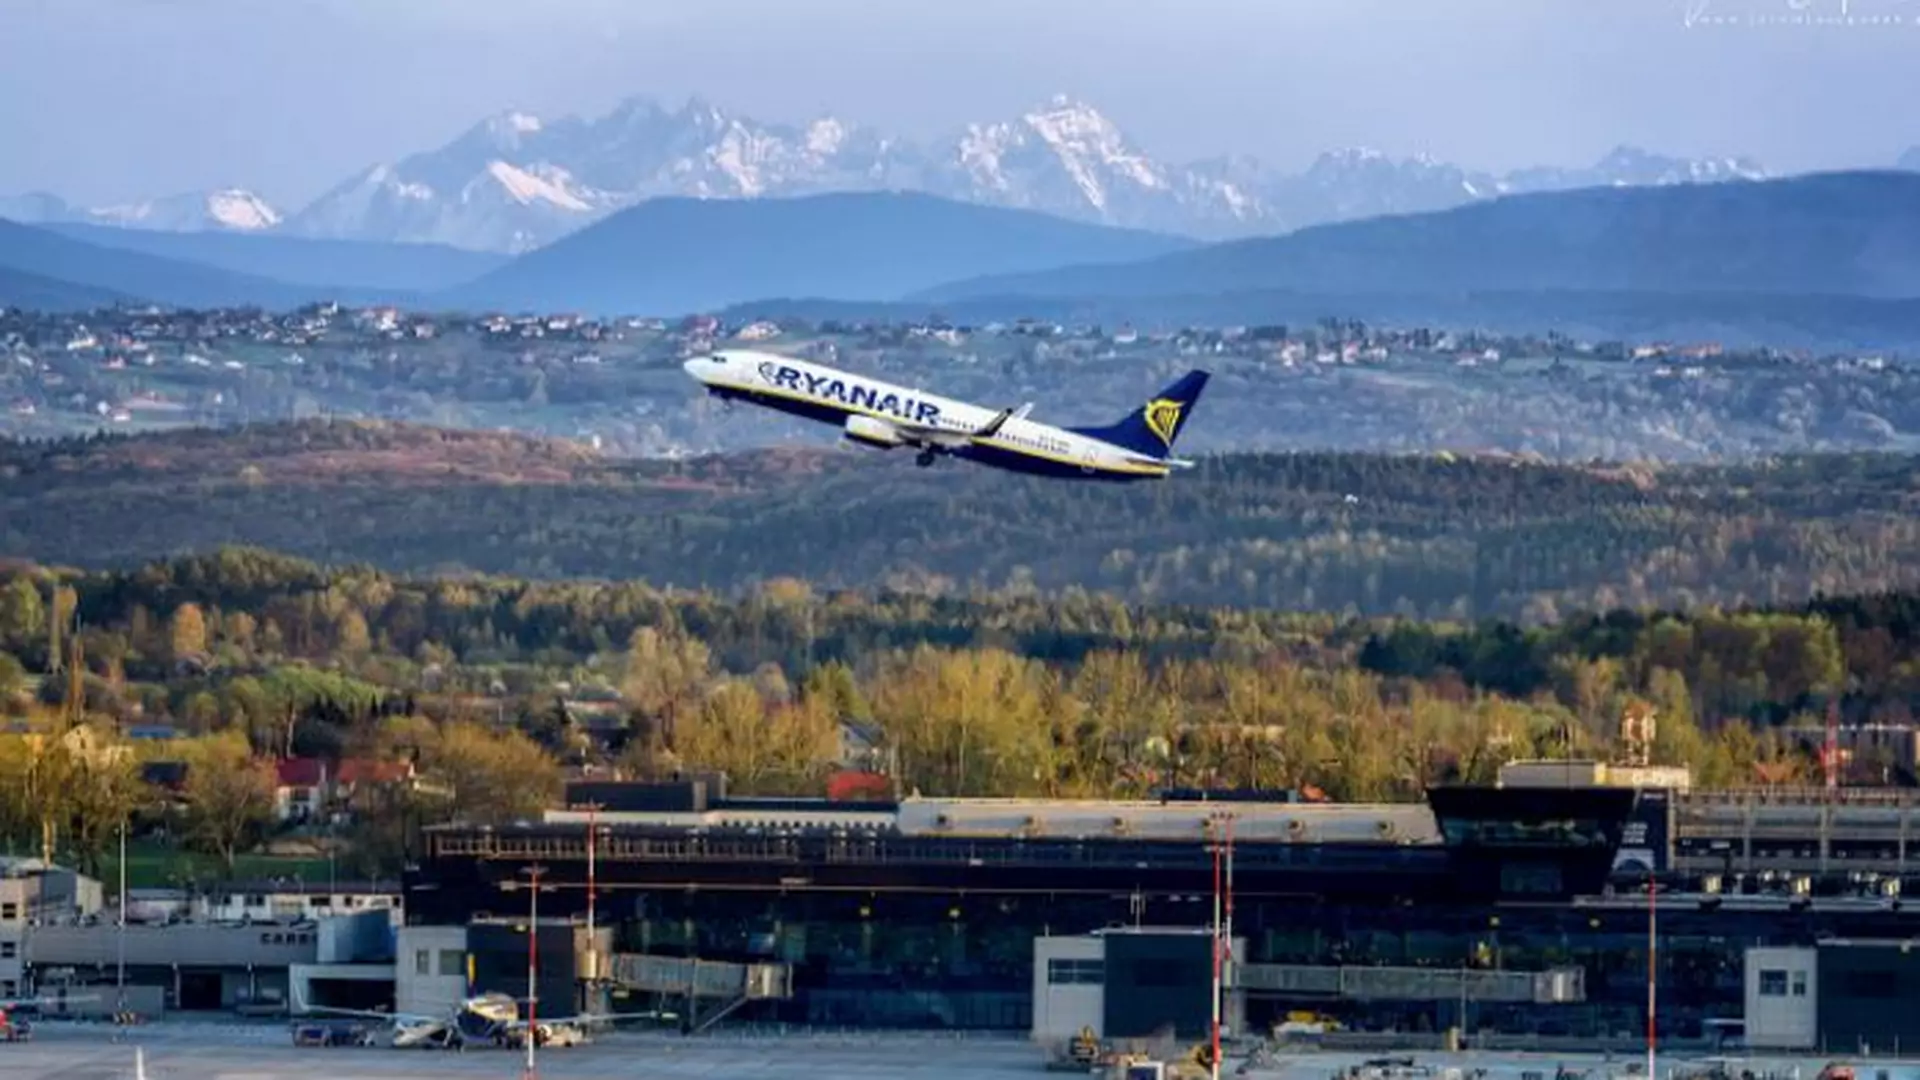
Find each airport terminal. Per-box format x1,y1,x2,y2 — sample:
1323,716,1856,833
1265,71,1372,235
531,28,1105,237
17,757,1920,1058
386,764,1920,1053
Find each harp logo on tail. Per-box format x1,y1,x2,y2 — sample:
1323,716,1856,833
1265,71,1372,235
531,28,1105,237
1143,399,1185,447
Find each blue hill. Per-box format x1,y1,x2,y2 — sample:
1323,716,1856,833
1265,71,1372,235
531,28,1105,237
446,190,1197,316
918,171,1920,303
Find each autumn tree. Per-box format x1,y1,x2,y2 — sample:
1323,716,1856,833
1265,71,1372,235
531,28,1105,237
669,679,836,794
621,624,713,772
62,728,147,877
409,720,560,825
178,732,279,875
168,602,209,664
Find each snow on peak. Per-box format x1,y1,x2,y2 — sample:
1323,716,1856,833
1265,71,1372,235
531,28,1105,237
483,160,593,211
83,188,281,232
805,117,848,157
206,188,280,230
503,111,542,133
1024,95,1120,140
1017,95,1167,206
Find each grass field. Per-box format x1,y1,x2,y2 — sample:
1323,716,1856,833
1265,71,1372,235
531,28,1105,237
90,842,342,890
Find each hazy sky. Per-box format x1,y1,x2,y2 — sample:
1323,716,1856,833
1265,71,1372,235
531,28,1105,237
3,0,1918,208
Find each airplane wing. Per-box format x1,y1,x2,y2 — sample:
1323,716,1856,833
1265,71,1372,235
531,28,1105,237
292,987,439,1025
304,1002,444,1025
971,403,1032,439
0,993,99,1009
891,402,1034,447
504,1009,674,1031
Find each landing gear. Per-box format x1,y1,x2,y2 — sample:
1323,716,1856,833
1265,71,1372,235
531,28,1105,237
915,449,936,468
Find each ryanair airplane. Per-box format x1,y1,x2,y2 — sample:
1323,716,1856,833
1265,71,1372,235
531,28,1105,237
683,350,1209,481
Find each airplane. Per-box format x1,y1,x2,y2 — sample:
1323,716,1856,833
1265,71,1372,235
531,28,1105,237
292,986,639,1050
682,350,1210,481
0,992,100,1042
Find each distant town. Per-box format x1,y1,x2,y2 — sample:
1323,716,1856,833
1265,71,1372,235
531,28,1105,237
3,302,1913,462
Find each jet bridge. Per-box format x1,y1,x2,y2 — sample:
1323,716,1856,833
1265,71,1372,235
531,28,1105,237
609,954,792,1033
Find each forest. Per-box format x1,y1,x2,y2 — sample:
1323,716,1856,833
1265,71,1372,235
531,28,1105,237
4,420,1920,622
4,544,1920,880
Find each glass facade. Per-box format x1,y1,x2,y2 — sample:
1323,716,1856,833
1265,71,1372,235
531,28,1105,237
567,886,1920,1036
409,785,1918,1036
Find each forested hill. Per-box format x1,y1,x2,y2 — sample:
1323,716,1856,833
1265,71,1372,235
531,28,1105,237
4,420,1920,621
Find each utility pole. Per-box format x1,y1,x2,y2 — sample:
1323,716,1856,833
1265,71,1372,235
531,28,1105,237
1647,871,1658,1080
117,817,127,1014
1209,817,1223,1080
526,865,543,1080
582,803,603,989
501,866,552,1080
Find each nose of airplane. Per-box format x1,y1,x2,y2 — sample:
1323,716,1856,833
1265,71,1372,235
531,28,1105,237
682,355,713,380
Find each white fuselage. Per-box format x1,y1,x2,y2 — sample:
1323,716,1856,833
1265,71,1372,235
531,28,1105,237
682,350,1172,480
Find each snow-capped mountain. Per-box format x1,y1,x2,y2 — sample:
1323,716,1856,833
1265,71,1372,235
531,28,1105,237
13,94,1776,253
282,94,1284,251
1502,145,1768,192
0,188,281,232
283,98,926,253
1250,145,1771,232
1260,148,1503,230
1897,146,1920,172
939,95,1265,237
283,95,1776,252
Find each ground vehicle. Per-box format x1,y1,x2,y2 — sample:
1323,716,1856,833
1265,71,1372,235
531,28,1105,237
291,1021,377,1047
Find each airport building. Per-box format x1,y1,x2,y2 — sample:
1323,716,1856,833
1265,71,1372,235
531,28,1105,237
24,879,402,1015
396,766,1920,1045
1741,939,1920,1054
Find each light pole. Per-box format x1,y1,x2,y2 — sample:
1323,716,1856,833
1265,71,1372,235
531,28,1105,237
500,866,554,1080
582,803,603,988
116,817,127,1014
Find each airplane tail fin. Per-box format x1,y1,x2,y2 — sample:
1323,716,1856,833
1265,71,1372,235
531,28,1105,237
1075,369,1210,458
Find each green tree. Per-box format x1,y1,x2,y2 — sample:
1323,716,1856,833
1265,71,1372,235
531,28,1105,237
0,653,26,707
47,585,76,674
0,578,44,653
179,732,279,875
63,728,146,878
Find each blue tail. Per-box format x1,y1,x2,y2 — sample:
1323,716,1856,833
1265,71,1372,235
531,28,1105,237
1073,369,1210,458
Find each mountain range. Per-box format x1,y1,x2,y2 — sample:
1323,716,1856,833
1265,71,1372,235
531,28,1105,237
920,171,1920,304
4,93,1819,254
0,188,281,234
447,191,1192,315
9,169,1920,349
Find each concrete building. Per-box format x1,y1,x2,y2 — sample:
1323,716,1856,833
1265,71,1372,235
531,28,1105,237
29,904,397,1013
1030,928,1245,1050
201,881,402,927
27,921,320,1010
1743,946,1817,1049
395,925,470,1017
288,908,400,1013
1743,941,1920,1053
0,858,105,1000
1497,759,1694,792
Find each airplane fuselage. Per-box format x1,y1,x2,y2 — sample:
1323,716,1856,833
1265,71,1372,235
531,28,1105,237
683,350,1175,481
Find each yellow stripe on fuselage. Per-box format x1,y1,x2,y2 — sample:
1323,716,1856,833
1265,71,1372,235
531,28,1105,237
723,377,1170,478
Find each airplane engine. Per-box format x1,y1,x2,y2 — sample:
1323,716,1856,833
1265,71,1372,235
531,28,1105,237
843,414,904,449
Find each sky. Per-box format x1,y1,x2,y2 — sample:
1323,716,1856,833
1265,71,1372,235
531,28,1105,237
2,0,1918,209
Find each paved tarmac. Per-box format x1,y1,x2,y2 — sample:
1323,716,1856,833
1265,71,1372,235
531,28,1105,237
0,1024,1053,1079
7,1023,1920,1080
